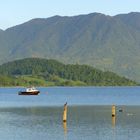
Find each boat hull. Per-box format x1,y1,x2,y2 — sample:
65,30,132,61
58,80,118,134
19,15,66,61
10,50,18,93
18,91,40,95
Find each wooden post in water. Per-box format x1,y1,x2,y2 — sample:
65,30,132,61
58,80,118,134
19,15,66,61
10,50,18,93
63,102,67,122
112,105,116,117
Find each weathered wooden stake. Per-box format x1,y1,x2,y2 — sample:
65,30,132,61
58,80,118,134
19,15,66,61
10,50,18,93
112,105,116,117
63,102,67,122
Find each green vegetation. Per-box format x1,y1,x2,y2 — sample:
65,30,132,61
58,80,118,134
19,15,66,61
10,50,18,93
0,12,140,82
0,58,137,87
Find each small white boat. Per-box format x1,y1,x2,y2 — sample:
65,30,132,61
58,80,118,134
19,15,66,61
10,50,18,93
18,87,40,95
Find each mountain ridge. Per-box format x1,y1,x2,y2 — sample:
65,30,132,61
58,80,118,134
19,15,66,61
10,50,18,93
0,12,140,81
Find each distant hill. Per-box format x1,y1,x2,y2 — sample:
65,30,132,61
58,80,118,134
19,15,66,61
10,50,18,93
0,58,137,86
0,12,140,81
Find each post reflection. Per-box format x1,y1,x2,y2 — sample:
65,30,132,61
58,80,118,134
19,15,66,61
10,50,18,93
63,122,67,135
112,116,116,128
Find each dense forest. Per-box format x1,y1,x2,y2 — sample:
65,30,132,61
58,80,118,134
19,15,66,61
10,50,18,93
0,58,137,86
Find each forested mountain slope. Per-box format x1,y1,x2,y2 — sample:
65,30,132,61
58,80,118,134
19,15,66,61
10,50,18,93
0,12,140,81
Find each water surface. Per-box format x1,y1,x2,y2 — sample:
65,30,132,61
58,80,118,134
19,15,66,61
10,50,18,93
0,87,140,140
0,86,140,106
0,106,140,140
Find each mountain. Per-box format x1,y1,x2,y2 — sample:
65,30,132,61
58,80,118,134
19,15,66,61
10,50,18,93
0,12,140,81
0,58,137,86
115,12,140,30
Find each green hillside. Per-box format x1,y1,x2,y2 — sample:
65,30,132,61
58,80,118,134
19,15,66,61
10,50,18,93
0,12,140,81
0,58,137,86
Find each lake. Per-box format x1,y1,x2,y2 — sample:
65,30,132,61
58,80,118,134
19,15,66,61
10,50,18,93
0,87,140,140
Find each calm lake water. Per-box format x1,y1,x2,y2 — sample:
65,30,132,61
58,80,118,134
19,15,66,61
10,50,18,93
0,87,140,140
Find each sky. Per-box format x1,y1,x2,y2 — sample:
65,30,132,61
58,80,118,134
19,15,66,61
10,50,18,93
0,0,140,29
